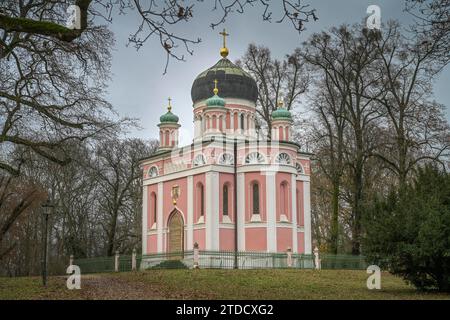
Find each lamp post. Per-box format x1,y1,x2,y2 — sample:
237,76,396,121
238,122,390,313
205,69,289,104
41,198,54,287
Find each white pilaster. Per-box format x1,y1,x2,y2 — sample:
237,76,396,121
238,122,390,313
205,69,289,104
157,182,163,253
142,185,148,255
291,174,298,253
303,180,312,254
266,173,277,252
187,175,194,250
205,172,220,250
237,173,246,251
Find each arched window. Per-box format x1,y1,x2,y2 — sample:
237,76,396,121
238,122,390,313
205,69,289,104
193,154,206,166
280,182,289,220
197,183,204,217
275,153,291,165
240,113,245,130
245,152,265,164
164,130,170,146
151,192,157,225
223,184,229,216
252,182,260,215
148,166,158,178
218,153,234,165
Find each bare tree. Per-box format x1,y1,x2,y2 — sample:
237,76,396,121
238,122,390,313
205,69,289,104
0,0,317,74
302,25,383,254
307,80,347,253
371,21,450,186
92,138,156,256
0,176,45,260
0,1,128,177
237,44,309,138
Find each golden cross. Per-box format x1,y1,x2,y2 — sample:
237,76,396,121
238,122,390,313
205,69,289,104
219,28,229,48
167,97,172,112
213,79,219,95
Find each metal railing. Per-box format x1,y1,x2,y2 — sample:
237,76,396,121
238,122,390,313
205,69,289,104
72,250,367,274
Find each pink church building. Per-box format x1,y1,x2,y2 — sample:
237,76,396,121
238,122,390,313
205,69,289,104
140,34,312,260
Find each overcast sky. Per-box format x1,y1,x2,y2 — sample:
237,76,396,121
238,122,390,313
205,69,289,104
104,0,450,145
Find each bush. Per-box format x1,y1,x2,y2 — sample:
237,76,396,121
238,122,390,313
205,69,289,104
363,165,450,292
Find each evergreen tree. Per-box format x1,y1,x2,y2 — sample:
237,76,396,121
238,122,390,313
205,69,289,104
363,165,450,292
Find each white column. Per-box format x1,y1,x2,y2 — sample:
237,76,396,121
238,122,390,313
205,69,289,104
205,172,220,250
303,180,312,254
157,182,164,253
187,175,194,250
266,172,277,252
230,112,234,131
291,174,298,253
142,185,148,255
237,172,246,251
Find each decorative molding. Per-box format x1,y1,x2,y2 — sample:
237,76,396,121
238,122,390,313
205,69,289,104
142,186,148,255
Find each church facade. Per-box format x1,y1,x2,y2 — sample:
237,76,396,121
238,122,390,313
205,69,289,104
140,32,312,257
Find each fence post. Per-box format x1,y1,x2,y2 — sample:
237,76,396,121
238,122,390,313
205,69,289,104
132,248,137,271
115,250,120,272
69,254,74,266
314,246,321,270
286,247,292,267
193,242,199,269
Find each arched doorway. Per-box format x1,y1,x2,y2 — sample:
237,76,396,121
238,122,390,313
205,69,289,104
167,210,184,259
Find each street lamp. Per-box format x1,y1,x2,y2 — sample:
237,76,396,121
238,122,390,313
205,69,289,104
41,197,54,287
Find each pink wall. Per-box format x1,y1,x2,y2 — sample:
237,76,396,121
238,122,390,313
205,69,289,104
276,227,292,252
147,234,157,254
193,173,206,223
219,173,234,222
147,184,158,228
194,228,205,249
219,228,235,251
297,232,305,253
276,172,292,222
246,228,267,251
244,172,266,222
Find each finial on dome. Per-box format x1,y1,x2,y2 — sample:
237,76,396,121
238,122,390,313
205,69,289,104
213,79,219,95
167,97,172,112
278,98,285,109
219,28,229,58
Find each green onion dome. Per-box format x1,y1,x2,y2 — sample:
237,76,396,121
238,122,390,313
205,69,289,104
205,80,226,109
159,98,179,124
272,102,292,120
159,111,179,123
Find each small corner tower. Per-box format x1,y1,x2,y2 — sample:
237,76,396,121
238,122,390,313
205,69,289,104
271,100,293,141
201,79,227,138
158,98,180,150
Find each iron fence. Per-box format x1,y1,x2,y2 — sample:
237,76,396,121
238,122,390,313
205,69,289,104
72,251,368,274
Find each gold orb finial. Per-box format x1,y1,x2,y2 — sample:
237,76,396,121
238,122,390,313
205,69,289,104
213,79,219,95
167,97,172,112
278,98,284,109
219,28,229,58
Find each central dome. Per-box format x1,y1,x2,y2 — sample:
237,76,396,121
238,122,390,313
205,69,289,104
191,58,258,104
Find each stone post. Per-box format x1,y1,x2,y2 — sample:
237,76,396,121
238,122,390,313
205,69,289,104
115,250,120,272
132,248,137,271
193,242,199,269
69,254,74,266
286,247,293,267
314,246,321,270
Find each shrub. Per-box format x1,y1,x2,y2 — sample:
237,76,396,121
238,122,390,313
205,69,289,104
363,165,450,292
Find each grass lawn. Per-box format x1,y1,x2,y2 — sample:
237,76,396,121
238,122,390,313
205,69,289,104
0,269,449,300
